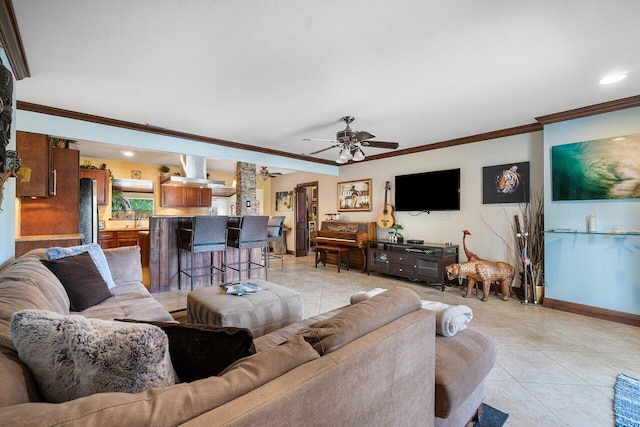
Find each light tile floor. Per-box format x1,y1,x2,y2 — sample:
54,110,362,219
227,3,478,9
153,254,640,426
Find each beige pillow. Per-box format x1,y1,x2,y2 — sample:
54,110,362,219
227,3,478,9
298,287,421,355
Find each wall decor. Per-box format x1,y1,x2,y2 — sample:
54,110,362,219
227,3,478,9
482,162,530,204
552,133,640,201
338,178,372,212
0,57,15,212
275,191,293,211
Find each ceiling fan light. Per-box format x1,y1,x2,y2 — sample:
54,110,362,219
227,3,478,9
339,147,353,160
353,149,365,161
336,156,348,164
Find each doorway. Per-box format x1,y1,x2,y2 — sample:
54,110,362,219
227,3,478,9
294,181,319,257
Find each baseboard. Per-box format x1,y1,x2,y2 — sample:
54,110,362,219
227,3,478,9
543,298,640,326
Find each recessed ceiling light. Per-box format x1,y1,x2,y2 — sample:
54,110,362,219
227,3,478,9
599,71,628,85
122,151,135,157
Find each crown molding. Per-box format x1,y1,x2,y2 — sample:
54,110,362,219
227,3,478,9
17,101,336,166
535,94,640,125
19,94,638,167
362,123,543,162
0,0,29,79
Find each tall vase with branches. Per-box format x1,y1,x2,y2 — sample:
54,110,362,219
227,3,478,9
513,189,544,301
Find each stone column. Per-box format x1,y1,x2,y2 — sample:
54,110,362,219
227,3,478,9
235,162,257,215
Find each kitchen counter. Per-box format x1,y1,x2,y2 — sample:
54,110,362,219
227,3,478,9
102,227,149,232
15,234,85,242
15,234,85,258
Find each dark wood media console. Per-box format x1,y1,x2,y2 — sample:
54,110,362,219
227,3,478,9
367,241,459,291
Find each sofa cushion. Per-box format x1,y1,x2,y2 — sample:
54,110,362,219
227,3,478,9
434,328,497,419
9,309,175,403
46,243,117,289
0,279,54,322
297,287,422,355
103,245,143,285
0,249,70,315
119,320,255,382
41,252,112,311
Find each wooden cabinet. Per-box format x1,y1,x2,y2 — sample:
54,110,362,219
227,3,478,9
368,241,459,291
99,230,140,249
116,230,140,247
16,131,54,197
98,231,117,249
80,168,109,205
161,186,211,207
20,148,80,236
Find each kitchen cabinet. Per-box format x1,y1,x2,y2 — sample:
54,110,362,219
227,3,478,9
161,186,211,207
20,148,80,236
16,131,54,197
368,241,458,291
99,230,141,249
80,168,109,205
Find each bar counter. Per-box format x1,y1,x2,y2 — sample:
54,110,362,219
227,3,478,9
149,216,262,293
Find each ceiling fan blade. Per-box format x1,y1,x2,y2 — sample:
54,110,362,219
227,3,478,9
307,144,341,155
361,140,399,149
354,131,375,141
303,138,338,143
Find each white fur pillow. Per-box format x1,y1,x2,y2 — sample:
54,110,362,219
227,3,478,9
10,310,175,403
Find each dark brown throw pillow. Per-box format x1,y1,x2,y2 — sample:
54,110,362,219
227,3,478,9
117,320,255,382
41,252,112,311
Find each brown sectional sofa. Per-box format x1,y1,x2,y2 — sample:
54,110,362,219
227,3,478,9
0,246,495,426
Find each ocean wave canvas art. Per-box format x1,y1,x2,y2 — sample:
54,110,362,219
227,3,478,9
551,133,640,201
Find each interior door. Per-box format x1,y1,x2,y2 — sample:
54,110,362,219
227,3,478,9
294,186,308,256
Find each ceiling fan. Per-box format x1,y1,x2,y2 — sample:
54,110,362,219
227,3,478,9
258,166,282,181
304,116,399,163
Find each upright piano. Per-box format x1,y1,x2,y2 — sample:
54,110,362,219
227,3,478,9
311,221,377,271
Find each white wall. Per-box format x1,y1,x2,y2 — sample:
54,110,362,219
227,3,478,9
0,49,16,269
272,130,544,269
543,107,640,314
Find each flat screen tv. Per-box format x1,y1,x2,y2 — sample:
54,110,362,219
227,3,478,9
394,168,460,212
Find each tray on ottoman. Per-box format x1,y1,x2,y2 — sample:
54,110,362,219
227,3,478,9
187,280,304,338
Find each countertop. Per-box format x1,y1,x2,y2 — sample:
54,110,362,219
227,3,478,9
101,227,149,232
15,234,84,242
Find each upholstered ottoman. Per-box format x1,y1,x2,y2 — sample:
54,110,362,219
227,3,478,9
186,280,304,337
434,328,497,426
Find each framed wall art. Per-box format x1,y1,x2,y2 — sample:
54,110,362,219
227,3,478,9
552,133,640,201
275,191,293,211
482,162,530,204
337,179,372,212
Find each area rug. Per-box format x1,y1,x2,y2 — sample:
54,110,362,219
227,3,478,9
615,373,640,427
473,403,509,427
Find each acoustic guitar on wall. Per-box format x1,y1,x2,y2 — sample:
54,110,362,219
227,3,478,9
377,181,395,229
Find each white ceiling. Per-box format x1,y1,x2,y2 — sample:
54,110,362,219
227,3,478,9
11,0,640,170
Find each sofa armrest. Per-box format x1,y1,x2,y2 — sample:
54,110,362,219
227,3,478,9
103,246,143,285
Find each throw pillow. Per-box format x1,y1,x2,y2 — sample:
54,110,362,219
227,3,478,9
9,309,175,403
46,243,117,289
118,319,255,382
41,252,112,311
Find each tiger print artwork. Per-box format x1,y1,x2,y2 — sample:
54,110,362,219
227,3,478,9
446,260,515,302
496,165,521,194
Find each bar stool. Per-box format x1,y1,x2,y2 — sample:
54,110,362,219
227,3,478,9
226,215,269,281
177,216,228,291
266,216,285,270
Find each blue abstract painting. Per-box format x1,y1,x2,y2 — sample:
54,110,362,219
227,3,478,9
552,133,640,201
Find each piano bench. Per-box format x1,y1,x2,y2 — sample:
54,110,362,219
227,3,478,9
315,245,350,273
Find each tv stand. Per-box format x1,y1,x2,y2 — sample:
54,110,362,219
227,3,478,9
367,240,459,291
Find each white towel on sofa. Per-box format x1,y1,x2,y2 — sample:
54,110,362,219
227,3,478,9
421,300,473,337
350,288,473,337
